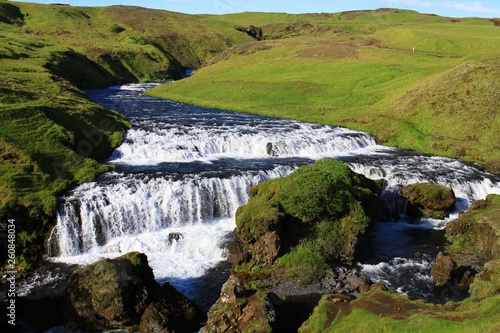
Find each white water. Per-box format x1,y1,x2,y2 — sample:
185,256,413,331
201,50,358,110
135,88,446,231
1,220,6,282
110,124,377,165
46,83,500,302
48,167,292,281
360,256,436,301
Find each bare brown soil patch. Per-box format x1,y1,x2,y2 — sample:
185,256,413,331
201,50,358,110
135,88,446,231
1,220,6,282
353,291,438,320
296,44,358,59
319,294,354,326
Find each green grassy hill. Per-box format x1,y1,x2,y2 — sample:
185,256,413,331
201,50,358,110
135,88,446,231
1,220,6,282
150,9,500,172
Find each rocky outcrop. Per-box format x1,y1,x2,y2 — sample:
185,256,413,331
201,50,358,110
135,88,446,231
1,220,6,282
140,283,206,333
202,275,276,333
235,159,381,270
236,25,263,40
402,182,456,219
431,252,455,286
65,252,205,332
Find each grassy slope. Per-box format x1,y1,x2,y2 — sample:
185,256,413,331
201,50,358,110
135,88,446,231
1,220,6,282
149,9,500,172
0,2,127,210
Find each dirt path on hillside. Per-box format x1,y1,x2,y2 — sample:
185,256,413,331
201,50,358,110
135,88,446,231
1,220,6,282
370,45,462,58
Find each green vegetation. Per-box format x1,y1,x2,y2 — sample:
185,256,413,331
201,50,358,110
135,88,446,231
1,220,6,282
445,194,500,265
299,288,500,333
149,9,500,172
298,194,500,332
235,159,380,284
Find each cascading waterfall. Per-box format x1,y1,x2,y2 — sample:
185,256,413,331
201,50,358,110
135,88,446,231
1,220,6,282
46,83,500,304
348,149,500,220
48,167,293,258
110,116,378,165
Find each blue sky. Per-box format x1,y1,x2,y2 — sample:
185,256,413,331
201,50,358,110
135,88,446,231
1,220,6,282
10,0,500,17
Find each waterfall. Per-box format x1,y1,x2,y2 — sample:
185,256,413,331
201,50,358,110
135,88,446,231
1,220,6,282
48,167,294,257
109,120,378,165
47,83,500,299
348,148,500,219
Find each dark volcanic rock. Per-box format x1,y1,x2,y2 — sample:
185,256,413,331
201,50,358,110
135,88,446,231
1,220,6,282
140,283,206,333
236,25,263,40
402,182,456,219
66,252,158,331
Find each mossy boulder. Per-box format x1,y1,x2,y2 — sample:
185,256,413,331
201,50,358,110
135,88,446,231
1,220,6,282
65,252,205,332
445,194,500,264
66,252,157,331
235,159,382,283
402,182,456,219
201,275,276,333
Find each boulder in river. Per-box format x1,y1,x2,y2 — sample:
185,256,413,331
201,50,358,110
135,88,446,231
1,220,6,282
140,282,206,333
65,251,204,332
235,159,382,279
402,182,456,219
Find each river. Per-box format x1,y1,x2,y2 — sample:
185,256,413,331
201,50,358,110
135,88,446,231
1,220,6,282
32,83,500,309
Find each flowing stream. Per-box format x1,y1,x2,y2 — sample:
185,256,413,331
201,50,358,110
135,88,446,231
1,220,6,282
44,83,500,307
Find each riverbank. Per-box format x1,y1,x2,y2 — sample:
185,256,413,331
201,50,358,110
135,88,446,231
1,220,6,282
148,10,500,173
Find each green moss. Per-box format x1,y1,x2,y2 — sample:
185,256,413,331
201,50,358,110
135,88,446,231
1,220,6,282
300,289,500,333
279,240,328,284
236,159,379,283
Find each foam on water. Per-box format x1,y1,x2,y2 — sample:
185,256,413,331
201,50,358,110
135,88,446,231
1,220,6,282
109,118,378,165
359,256,436,301
50,217,234,281
46,83,500,303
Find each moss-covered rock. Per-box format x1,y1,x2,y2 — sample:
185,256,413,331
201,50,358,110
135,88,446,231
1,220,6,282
402,182,456,219
235,159,381,283
65,252,205,332
202,275,276,333
445,194,500,265
66,252,158,331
